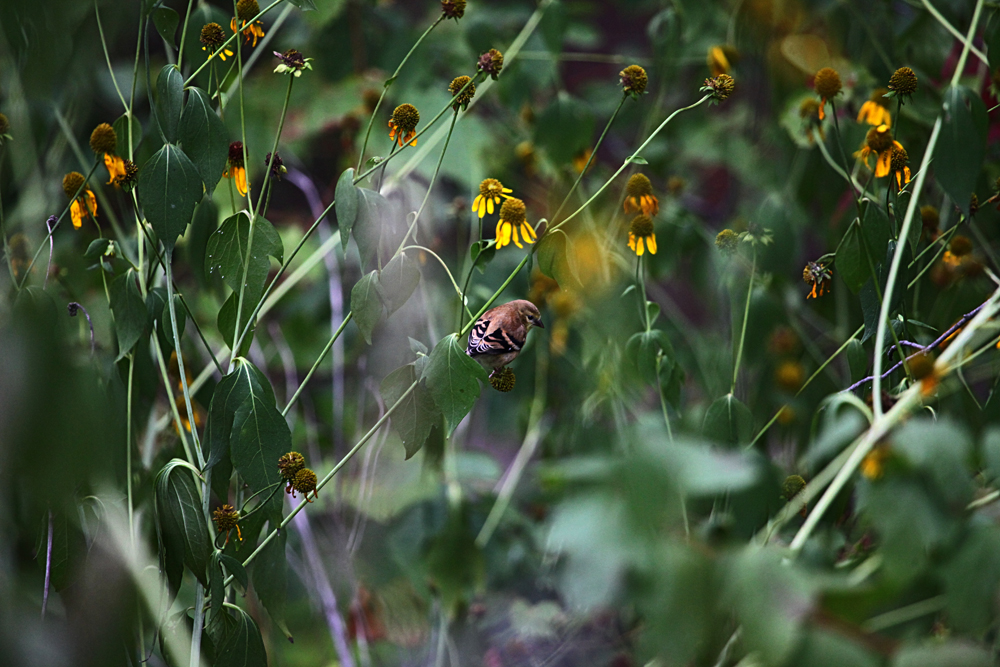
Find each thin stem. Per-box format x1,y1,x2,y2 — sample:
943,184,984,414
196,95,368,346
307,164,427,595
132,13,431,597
550,94,628,224
184,0,283,86
401,245,471,313
731,248,756,394
919,0,989,65
94,0,128,111
356,15,445,172
165,250,205,469
126,354,136,545
282,313,353,416
460,254,530,337
176,0,195,70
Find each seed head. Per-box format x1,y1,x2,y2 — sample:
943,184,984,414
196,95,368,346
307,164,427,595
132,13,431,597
477,49,504,80
813,67,842,99
889,145,908,173
292,468,318,497
449,75,476,110
278,451,306,481
626,173,653,198
213,504,240,532
90,123,118,155
63,172,86,198
499,197,526,225
865,126,893,153
118,160,139,190
629,214,654,238
619,64,648,97
949,235,972,257
391,103,420,134
441,0,465,19
715,229,739,256
921,205,939,233
264,152,285,179
702,73,735,101
200,22,225,49
489,367,516,392
236,0,260,22
888,67,918,97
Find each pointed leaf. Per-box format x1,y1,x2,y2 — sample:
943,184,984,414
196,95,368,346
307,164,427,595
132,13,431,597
380,364,440,458
470,239,496,274
251,527,288,637
205,213,282,294
354,188,385,269
835,220,867,294
351,271,383,344
626,330,675,384
422,333,487,435
155,65,185,143
112,113,143,158
702,394,754,447
110,269,149,360
204,371,251,470
155,460,212,586
152,7,179,46
335,168,359,249
378,251,421,315
219,553,249,593
138,143,204,248
935,86,987,217
537,231,576,289
179,87,230,194
216,607,268,667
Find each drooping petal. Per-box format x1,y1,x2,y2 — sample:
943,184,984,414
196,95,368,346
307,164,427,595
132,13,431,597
636,236,645,256
521,222,536,243
876,150,891,178
71,200,84,229
235,166,248,196
511,223,522,248
472,195,483,214
104,153,126,185
627,233,637,253
646,233,657,254
818,99,826,121
85,191,98,218
487,197,494,215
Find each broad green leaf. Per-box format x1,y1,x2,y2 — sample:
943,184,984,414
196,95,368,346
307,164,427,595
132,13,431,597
219,553,248,593
84,238,111,259
205,213,283,294
423,333,488,435
218,289,260,352
155,65,184,143
536,231,576,289
209,552,225,622
160,293,186,344
940,526,1000,633
138,143,204,247
791,629,880,667
846,339,867,383
893,417,973,508
155,459,211,586
152,7,179,46
834,219,867,294
204,371,250,470
470,239,496,274
350,271,383,344
216,607,268,667
109,269,148,360
860,199,890,265
354,187,385,269
230,360,289,518
380,364,440,459
335,169,359,250
935,86,987,217
377,251,420,315
891,642,993,667
188,198,219,287
702,393,753,447
981,426,1000,483
626,330,675,384
112,113,143,158
252,527,290,639
179,87,230,194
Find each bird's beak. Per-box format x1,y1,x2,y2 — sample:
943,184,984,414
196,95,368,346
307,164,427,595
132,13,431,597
531,316,544,329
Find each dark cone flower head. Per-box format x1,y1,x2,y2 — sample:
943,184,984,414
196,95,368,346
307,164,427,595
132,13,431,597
499,197,526,225
813,67,842,99
228,141,245,167
890,146,908,173
292,468,319,500
389,103,420,147
118,160,139,190
265,152,285,179
278,451,306,481
715,229,739,256
888,67,918,97
90,123,117,155
626,173,653,199
274,48,312,76
213,504,240,531
701,73,735,102
624,173,659,216
489,367,516,392
200,22,225,49
865,126,893,153
478,49,504,80
441,0,466,19
449,75,476,110
629,214,654,239
236,0,260,22
620,64,648,98
63,171,86,198
949,235,973,257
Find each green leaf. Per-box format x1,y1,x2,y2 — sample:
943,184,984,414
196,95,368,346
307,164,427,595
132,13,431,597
204,371,250,470
423,333,487,435
350,271,383,344
981,426,1000,483
109,269,148,361
860,240,910,342
230,359,289,518
188,199,219,287
893,417,973,508
84,238,111,259
702,393,754,447
138,143,204,248
155,65,185,143
891,642,993,667
335,168,359,249
160,293,186,344
283,0,317,9
940,526,1000,633
835,219,867,294
935,86,988,218
537,231,576,289
209,552,225,622
377,251,420,315
112,113,143,158
219,553,248,593
152,7,179,46
846,339,867,383
216,606,268,667
218,289,259,352
155,459,212,587
859,199,890,265
630,156,648,165
986,10,1000,72
179,87,230,194
380,364,440,459
251,527,290,638
626,330,674,384
354,188,385,269
470,240,496,274
205,213,283,294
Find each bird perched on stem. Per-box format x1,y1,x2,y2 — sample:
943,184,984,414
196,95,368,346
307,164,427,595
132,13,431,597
466,299,544,375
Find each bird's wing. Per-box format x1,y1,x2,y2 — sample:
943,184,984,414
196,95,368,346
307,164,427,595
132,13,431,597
466,318,524,357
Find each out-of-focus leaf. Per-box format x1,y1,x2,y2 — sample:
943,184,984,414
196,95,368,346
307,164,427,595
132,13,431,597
860,198,890,265
154,65,184,143
216,606,268,667
935,86,987,218
109,269,148,361
335,168,358,249
252,528,291,640
179,87,229,194
702,393,753,447
891,642,993,667
835,219,867,294
846,339,867,383
657,438,762,496
940,526,1000,634
112,113,143,158
284,0,317,10
138,143,203,248
981,426,1000,483
155,459,211,587
152,7,179,46
626,329,674,384
892,417,973,508
860,240,909,342
537,231,576,289
470,240,496,274
354,187,385,269
380,364,440,459
351,270,383,344
423,333,487,435
790,629,880,667
378,251,420,315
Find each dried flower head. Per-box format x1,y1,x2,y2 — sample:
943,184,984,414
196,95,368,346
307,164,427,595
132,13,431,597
441,0,465,19
200,22,225,49
489,366,516,392
624,173,659,216
813,67,842,99
90,123,117,155
292,468,319,501
117,159,139,190
887,67,918,98
274,48,312,76
782,474,806,501
228,141,246,168
278,451,306,482
389,103,420,147
213,504,240,532
477,49,504,80
449,75,476,111
63,171,86,199
715,229,739,256
619,64,648,98
969,193,979,216
701,73,735,102
890,145,911,191
803,261,831,298
264,152,285,180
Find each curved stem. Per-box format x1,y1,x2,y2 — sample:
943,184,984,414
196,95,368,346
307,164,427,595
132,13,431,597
400,245,471,315
184,0,283,85
731,248,756,394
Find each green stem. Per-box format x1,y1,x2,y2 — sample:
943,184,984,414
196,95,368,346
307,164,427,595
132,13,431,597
550,94,628,224
176,0,195,70
655,354,674,442
184,0,283,85
126,354,135,545
282,313,353,416
356,15,445,172
731,248,756,394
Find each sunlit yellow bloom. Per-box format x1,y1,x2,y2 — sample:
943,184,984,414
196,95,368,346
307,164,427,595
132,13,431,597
856,88,891,128
224,141,249,196
388,103,420,148
232,0,265,47
495,197,535,249
627,214,657,256
623,173,659,216
472,178,512,218
63,171,98,230
855,124,900,178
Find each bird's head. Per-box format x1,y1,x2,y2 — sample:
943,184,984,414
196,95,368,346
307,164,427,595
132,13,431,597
511,299,544,330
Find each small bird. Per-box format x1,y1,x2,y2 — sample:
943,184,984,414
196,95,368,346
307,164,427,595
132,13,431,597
466,299,544,374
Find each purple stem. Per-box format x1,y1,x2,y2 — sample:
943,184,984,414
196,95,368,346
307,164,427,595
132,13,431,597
41,510,53,618
67,302,95,355
844,303,986,393
44,215,56,289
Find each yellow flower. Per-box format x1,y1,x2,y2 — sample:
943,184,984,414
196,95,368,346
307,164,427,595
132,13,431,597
855,124,900,178
890,146,910,192
90,123,126,185
200,22,233,61
388,103,420,148
707,46,731,77
627,214,657,256
861,444,890,480
62,171,98,230
856,88,891,127
224,141,249,196
495,197,535,249
623,173,659,216
472,178,512,218
231,0,265,47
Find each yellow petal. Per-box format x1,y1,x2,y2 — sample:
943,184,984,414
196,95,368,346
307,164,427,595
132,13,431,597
472,195,483,213
636,236,645,256
647,233,657,254
71,200,84,229
487,197,494,215
521,222,536,242
512,223,522,248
